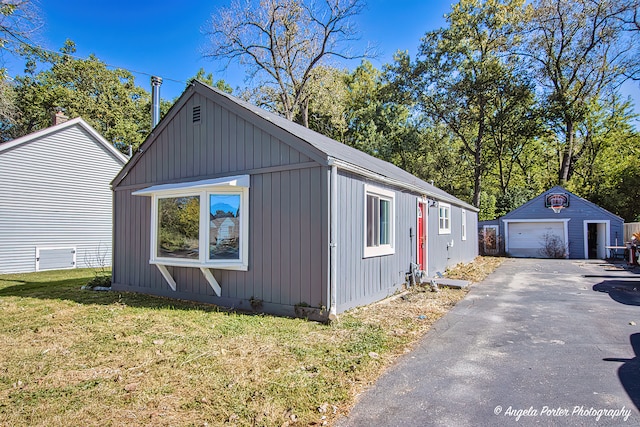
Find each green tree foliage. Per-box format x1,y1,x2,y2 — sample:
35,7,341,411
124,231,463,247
7,40,151,153
567,96,640,221
303,65,350,140
523,0,640,185
304,61,429,184
187,68,233,94
342,61,420,168
388,0,532,207
478,191,497,221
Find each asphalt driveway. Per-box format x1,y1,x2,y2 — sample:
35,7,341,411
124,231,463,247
337,258,640,426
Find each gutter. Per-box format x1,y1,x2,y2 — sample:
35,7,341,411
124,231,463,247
329,158,477,211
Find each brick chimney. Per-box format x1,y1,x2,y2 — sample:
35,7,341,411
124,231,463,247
51,107,69,126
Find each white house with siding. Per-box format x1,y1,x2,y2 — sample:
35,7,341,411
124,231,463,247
0,117,128,273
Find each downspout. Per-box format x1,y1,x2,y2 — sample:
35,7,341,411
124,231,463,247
328,163,338,321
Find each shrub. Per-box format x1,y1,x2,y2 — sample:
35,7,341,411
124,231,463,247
84,274,112,289
539,232,566,258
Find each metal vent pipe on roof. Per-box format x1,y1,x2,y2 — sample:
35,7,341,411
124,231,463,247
151,76,163,128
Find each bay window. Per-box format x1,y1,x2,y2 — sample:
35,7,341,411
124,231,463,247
133,175,249,271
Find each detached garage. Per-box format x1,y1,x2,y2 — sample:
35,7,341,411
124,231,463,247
480,187,623,259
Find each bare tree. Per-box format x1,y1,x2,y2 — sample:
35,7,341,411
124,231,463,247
0,0,41,58
203,0,373,127
521,0,639,185
0,0,41,124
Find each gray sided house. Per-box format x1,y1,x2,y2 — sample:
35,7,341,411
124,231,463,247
111,81,478,319
0,117,128,273
479,186,624,259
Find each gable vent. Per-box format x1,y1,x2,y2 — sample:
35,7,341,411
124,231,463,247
192,106,201,124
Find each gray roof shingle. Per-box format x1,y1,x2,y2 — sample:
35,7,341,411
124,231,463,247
199,81,476,210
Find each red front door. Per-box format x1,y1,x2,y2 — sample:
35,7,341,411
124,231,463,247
418,202,427,271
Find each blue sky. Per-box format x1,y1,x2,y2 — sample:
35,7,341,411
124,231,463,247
8,1,451,100
5,0,639,113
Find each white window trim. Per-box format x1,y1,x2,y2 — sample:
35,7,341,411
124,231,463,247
133,175,250,295
363,184,395,258
438,203,451,235
461,209,467,241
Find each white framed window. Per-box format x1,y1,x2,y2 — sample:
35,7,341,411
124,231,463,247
461,209,467,241
438,203,451,234
364,184,395,258
133,175,250,271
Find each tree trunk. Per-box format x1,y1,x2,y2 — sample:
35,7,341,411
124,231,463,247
558,120,574,185
473,102,486,208
300,99,309,128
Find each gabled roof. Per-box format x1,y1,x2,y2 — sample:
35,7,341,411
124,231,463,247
113,80,476,211
0,117,128,165
502,186,623,221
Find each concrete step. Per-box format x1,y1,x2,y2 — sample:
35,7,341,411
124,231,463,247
421,277,470,289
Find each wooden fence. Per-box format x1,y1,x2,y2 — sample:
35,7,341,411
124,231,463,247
624,222,640,242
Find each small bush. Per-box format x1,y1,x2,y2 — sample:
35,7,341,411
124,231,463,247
539,232,567,258
85,274,112,289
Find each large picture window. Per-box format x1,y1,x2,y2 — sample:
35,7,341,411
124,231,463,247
364,184,395,258
134,175,249,271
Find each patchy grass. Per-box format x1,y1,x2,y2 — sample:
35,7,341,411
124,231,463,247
0,257,501,426
445,256,504,282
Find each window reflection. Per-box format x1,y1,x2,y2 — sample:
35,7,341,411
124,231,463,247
209,194,240,260
157,196,200,259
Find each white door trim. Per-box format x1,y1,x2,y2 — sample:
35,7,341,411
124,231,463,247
583,220,610,259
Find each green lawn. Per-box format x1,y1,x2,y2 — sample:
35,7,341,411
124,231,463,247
0,261,499,426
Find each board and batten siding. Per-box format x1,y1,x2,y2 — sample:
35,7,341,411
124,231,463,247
336,172,416,312
113,81,479,317
117,92,316,189
427,204,478,277
334,172,478,311
114,169,328,314
113,91,329,314
0,124,124,273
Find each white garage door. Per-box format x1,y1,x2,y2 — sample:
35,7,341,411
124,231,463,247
507,222,565,258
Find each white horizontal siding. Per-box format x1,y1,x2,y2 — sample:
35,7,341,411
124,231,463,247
0,124,124,273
